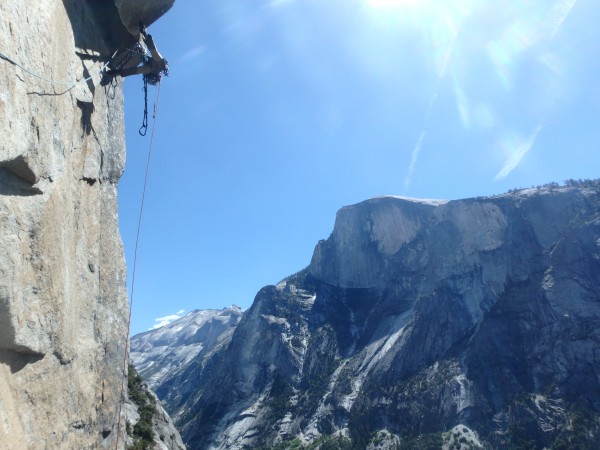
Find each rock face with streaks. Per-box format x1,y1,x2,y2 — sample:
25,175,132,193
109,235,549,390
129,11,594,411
155,184,600,449
0,1,172,448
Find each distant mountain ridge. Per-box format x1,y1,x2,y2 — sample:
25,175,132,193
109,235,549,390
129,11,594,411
134,183,600,449
130,306,243,394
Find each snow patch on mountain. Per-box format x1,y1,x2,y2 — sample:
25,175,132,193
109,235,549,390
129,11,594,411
130,306,243,390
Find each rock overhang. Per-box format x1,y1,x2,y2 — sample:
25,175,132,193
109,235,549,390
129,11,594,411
115,0,176,37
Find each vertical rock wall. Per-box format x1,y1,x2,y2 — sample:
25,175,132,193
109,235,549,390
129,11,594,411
0,1,131,448
175,187,600,449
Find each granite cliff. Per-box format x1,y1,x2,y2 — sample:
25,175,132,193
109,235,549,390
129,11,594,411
151,184,600,449
0,1,177,448
131,307,243,394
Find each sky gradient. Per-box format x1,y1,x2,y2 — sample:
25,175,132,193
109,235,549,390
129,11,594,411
118,0,600,335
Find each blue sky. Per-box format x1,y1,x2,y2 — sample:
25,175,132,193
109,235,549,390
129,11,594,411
118,0,600,335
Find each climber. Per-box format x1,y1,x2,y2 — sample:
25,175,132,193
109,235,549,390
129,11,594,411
105,23,169,85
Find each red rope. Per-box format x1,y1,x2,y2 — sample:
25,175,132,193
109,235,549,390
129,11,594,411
114,80,162,449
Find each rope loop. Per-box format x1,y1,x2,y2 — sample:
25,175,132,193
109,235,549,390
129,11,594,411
139,76,149,136
0,49,118,88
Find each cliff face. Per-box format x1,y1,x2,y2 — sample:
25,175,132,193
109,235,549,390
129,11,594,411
1,1,133,448
160,185,600,449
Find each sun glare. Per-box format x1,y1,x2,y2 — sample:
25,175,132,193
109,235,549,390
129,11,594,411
367,0,423,9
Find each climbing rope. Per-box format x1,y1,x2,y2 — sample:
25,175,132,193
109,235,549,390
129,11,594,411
139,66,169,136
114,80,162,450
139,76,149,136
0,49,118,88
110,41,164,137
104,44,148,101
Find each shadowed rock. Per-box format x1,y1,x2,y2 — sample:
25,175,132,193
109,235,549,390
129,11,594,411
149,185,600,449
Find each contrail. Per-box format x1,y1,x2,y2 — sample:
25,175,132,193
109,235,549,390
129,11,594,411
494,123,544,181
404,131,426,192
490,0,573,181
549,0,578,38
402,17,460,193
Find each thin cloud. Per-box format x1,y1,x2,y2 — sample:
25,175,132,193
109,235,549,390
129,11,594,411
494,124,543,181
435,18,459,81
179,46,206,63
548,0,578,38
403,17,462,192
403,131,426,192
150,310,186,330
454,83,470,129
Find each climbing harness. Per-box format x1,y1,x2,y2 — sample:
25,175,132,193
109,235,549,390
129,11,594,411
111,42,148,73
113,80,162,450
103,44,148,100
104,42,167,137
0,49,118,89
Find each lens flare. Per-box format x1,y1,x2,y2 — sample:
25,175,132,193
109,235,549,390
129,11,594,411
368,0,422,8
